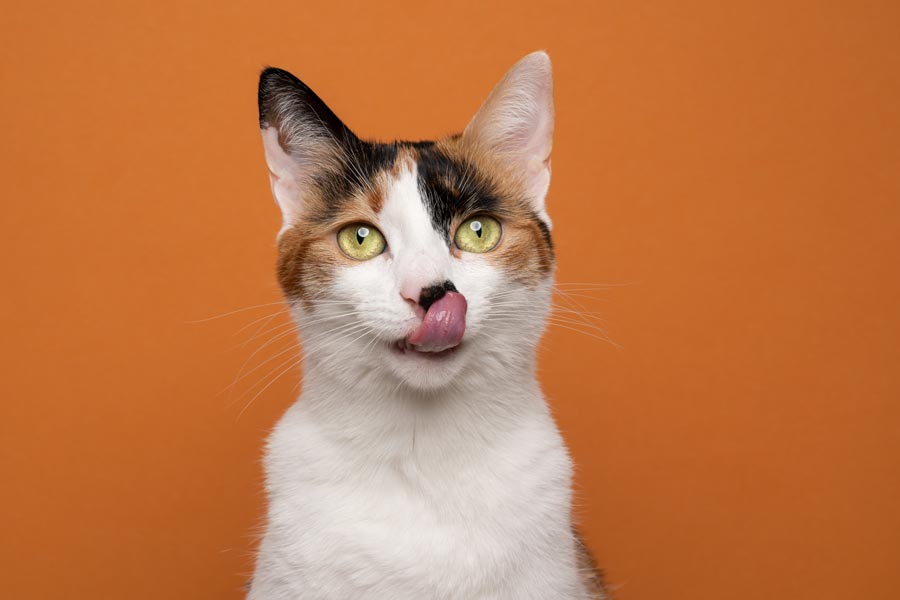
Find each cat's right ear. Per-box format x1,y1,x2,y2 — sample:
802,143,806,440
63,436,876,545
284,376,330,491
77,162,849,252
258,67,355,230
462,52,554,227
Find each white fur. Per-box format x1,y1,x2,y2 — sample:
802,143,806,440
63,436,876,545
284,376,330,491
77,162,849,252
250,52,591,599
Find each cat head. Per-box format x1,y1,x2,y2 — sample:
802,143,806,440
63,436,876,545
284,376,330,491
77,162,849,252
258,52,555,391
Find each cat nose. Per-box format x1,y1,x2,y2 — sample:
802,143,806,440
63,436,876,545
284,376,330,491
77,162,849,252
404,280,458,311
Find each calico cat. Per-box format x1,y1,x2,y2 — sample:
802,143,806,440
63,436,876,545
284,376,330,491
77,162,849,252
248,52,605,599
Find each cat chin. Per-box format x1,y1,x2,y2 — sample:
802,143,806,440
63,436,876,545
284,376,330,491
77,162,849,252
384,340,470,390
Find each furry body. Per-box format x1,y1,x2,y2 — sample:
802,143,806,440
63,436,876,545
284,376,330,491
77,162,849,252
250,360,589,599
248,52,604,599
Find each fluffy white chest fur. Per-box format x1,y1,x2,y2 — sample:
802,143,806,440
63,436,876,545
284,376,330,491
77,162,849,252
249,375,588,600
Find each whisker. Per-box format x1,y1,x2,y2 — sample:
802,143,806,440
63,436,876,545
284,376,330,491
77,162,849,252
554,281,637,288
225,326,302,402
239,320,296,349
222,341,302,396
187,301,288,323
234,307,291,337
237,357,303,419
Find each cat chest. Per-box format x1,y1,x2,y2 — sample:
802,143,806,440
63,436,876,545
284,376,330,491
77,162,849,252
269,457,572,596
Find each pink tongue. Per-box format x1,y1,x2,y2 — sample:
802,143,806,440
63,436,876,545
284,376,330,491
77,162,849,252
406,291,468,353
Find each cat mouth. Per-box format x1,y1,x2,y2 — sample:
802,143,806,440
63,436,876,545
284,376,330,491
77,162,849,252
393,338,462,358
392,291,468,360
397,290,467,356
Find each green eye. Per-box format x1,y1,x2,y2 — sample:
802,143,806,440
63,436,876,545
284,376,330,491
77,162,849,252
454,215,502,253
337,223,386,260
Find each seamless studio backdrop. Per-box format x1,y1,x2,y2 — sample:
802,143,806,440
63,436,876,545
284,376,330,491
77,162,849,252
1,1,899,599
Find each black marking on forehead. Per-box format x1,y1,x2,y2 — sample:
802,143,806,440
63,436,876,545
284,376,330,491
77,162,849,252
303,137,520,244
307,140,400,223
414,144,502,242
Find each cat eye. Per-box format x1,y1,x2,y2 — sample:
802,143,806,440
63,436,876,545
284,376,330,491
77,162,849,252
337,223,386,260
454,215,502,253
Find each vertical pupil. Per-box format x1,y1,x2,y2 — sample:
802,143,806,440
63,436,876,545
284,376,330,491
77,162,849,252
356,227,369,245
470,220,483,238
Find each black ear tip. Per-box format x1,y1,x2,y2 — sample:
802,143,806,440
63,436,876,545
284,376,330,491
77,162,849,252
258,66,313,127
259,66,296,90
259,67,293,127
256,65,355,141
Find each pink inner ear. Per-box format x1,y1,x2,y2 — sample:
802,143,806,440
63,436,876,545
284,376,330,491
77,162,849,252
261,127,303,228
462,52,554,218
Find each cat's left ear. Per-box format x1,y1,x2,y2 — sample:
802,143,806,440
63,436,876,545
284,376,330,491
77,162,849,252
463,51,555,226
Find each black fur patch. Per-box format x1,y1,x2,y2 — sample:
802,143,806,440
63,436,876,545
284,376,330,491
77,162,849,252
414,145,503,243
418,280,458,310
535,217,554,250
259,67,407,223
308,141,399,223
258,66,353,145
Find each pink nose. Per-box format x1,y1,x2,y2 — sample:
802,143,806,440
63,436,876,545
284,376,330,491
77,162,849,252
406,291,468,353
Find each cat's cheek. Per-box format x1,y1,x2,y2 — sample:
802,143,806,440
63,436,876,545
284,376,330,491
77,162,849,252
485,219,554,287
276,227,344,306
329,258,420,339
444,259,496,334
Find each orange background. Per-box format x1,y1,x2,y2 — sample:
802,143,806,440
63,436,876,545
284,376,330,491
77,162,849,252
2,1,899,599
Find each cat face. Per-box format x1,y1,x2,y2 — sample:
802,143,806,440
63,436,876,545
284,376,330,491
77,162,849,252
259,52,555,390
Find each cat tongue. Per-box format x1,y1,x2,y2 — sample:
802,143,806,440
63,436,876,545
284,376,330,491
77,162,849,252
406,291,467,353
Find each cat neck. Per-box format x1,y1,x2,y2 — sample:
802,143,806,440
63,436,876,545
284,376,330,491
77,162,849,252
291,350,550,463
